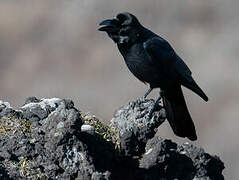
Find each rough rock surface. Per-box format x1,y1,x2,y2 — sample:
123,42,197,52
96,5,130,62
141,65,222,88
0,97,224,180
139,137,224,180
0,98,110,179
111,98,166,156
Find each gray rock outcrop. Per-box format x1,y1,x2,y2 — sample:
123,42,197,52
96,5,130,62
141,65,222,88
0,97,224,180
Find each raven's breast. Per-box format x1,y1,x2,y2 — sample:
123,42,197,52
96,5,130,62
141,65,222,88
124,44,161,84
121,43,173,89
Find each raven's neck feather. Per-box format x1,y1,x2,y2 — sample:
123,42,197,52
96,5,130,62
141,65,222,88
117,26,156,55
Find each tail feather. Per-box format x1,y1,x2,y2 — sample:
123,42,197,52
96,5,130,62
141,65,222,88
163,86,197,141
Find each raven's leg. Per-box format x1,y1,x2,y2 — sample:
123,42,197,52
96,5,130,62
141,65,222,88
143,87,153,99
148,90,164,119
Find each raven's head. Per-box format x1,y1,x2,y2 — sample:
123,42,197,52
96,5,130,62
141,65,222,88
98,12,142,45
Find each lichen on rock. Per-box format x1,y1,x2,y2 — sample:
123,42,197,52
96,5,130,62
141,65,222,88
0,97,224,180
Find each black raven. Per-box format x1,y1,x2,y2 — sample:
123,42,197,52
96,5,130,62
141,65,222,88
98,12,208,141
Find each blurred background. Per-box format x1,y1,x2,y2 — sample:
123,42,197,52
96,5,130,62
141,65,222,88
0,0,238,178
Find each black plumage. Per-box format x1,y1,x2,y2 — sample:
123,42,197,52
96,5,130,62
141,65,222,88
99,12,208,141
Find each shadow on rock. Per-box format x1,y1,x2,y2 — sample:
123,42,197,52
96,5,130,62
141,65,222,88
0,97,224,180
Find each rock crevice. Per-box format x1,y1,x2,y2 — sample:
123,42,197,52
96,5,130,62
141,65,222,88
0,97,224,180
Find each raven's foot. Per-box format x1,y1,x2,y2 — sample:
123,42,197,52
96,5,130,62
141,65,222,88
147,96,162,120
147,90,165,120
147,106,155,120
137,88,153,103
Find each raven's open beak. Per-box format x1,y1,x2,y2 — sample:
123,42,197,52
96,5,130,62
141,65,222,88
98,19,119,32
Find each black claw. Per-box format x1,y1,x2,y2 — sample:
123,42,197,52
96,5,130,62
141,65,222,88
146,93,163,120
148,109,154,120
148,103,157,119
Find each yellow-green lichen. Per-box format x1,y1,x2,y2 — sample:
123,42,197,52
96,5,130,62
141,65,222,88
0,116,32,139
17,157,47,180
82,113,120,150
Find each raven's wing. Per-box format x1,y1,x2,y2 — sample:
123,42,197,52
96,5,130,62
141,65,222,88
143,37,192,82
143,37,175,67
144,37,208,101
143,37,197,141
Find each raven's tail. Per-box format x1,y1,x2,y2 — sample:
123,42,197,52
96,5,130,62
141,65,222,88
163,86,197,141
